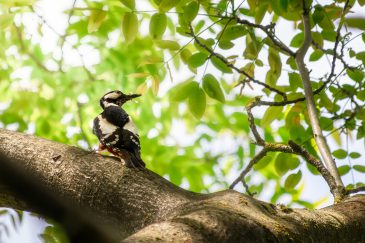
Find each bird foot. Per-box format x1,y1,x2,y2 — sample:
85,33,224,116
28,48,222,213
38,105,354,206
96,143,106,153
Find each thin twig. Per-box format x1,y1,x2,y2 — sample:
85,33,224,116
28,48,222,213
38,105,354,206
58,0,77,71
77,102,92,150
311,40,356,71
189,25,287,99
230,139,340,196
235,18,295,56
31,5,97,81
246,98,265,145
13,24,55,73
230,148,267,190
326,0,351,85
230,95,339,198
347,186,365,194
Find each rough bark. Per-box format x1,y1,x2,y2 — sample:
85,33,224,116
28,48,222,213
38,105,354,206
0,128,364,242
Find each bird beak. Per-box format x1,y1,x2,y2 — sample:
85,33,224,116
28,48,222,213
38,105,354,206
125,93,141,101
117,93,141,106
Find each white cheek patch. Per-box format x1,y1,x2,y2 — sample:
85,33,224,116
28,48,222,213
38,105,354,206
124,117,138,134
98,116,117,134
103,101,118,108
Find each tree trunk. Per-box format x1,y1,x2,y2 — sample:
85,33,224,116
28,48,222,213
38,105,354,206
0,129,364,242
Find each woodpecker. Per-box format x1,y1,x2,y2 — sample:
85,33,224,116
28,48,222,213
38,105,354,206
93,90,145,168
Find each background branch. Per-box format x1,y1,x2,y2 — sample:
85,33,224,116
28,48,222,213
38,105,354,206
295,4,345,200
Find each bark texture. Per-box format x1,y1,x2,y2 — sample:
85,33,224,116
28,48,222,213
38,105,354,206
0,129,364,242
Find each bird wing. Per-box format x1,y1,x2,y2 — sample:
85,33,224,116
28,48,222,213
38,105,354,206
103,106,130,128
93,115,101,137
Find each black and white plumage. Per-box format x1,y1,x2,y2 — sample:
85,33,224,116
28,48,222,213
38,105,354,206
93,90,145,168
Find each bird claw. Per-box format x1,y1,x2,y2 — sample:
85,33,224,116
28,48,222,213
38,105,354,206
95,143,106,153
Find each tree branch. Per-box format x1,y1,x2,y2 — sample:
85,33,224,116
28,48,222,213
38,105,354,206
188,25,287,99
229,148,267,190
14,24,55,73
326,0,351,84
235,18,295,56
0,128,196,239
0,129,364,242
295,2,345,200
230,99,339,198
347,186,365,194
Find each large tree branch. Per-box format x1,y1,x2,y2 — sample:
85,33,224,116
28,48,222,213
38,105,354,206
0,129,365,242
0,128,195,239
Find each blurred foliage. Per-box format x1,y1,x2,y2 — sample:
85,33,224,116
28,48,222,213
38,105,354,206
1,0,365,240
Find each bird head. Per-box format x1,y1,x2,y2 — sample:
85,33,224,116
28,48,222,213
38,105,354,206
100,90,141,109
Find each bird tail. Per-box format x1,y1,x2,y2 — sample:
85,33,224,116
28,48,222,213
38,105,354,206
113,149,145,168
129,151,145,168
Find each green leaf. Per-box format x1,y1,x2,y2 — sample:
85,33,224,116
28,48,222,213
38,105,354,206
349,152,361,159
243,35,261,60
313,6,325,24
320,93,335,112
219,40,234,49
319,117,333,131
268,49,281,71
338,165,351,176
0,14,13,29
346,69,364,82
202,74,225,103
332,149,347,159
275,153,300,176
290,33,304,48
255,3,269,24
261,106,283,127
284,171,302,190
307,163,320,175
183,1,199,22
180,49,192,64
159,0,181,12
346,17,365,30
120,0,135,10
188,85,206,119
188,52,208,68
311,31,323,48
41,225,69,243
219,25,247,41
211,55,232,73
150,13,167,39
87,10,107,33
242,62,255,78
122,12,138,43
322,30,337,42
155,40,180,50
357,90,365,101
280,0,288,11
265,49,281,86
255,59,263,67
170,79,196,102
288,72,302,91
318,14,335,30
309,49,324,62
353,165,365,173
253,155,272,170
286,56,297,70
1,0,35,7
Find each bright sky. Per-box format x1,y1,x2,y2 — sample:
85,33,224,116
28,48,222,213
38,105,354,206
2,0,365,242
